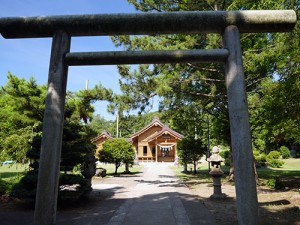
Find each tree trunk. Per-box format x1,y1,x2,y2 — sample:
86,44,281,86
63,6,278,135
124,163,130,174
114,162,120,174
193,161,197,174
183,163,188,173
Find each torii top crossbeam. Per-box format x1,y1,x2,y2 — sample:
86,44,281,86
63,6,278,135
0,10,297,38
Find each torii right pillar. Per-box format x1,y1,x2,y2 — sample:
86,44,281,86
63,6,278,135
223,25,258,225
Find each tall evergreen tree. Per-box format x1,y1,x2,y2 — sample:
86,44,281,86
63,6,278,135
0,73,100,203
110,0,299,150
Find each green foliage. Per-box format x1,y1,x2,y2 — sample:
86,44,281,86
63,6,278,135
253,150,260,158
259,153,267,167
267,178,285,190
267,151,281,160
10,170,38,202
279,146,290,159
74,85,113,123
58,173,90,202
0,74,97,203
88,114,115,136
0,73,45,163
177,136,206,174
266,151,284,168
253,150,267,167
219,150,230,166
0,164,27,196
110,0,300,152
10,172,89,203
0,179,10,195
99,138,135,174
247,6,300,150
267,159,284,168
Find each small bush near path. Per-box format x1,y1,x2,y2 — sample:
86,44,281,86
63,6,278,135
266,178,285,190
279,146,291,159
266,151,284,168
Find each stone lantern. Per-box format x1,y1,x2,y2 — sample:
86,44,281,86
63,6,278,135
82,154,96,196
207,146,225,199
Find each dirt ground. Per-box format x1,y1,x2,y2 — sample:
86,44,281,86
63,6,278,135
186,178,300,225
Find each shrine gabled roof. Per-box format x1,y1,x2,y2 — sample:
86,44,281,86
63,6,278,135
91,130,113,142
130,116,164,139
146,125,184,142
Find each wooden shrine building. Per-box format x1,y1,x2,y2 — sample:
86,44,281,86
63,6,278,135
91,130,113,157
130,117,183,162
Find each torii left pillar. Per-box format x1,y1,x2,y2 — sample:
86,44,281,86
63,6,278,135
34,30,70,225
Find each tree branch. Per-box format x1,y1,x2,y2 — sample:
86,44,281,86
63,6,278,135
186,63,223,73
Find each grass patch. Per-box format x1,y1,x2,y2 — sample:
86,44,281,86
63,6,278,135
257,159,300,189
171,163,213,185
0,164,27,195
96,163,144,177
257,159,300,175
276,158,300,170
171,159,300,190
0,163,28,180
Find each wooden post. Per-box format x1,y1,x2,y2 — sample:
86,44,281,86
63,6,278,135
223,25,258,225
174,145,176,159
156,144,158,163
34,30,70,225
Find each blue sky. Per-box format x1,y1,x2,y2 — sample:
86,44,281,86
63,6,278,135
0,0,138,121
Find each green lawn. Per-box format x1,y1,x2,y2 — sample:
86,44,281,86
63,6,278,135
0,163,28,194
171,158,300,189
0,163,28,180
256,158,300,176
274,158,300,170
0,162,144,194
171,163,213,183
0,162,144,180
96,163,144,176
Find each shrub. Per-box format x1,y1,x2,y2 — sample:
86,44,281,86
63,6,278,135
219,150,230,166
266,151,284,168
254,151,267,167
267,159,284,168
253,150,260,159
11,171,89,204
260,153,267,166
279,146,290,159
267,150,281,159
10,171,38,203
58,174,89,202
267,178,285,190
0,179,10,196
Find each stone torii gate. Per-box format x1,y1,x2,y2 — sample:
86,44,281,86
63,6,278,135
0,10,296,225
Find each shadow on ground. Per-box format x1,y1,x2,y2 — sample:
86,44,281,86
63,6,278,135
0,188,217,225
